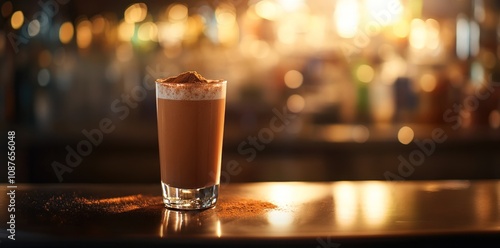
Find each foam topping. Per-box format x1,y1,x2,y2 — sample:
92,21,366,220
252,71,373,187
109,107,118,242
156,71,226,100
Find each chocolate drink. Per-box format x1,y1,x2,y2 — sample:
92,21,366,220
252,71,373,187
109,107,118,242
156,72,226,190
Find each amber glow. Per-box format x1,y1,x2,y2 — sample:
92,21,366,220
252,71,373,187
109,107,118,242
168,3,188,21
76,20,92,49
356,64,374,83
124,3,147,23
118,21,135,42
287,94,305,113
91,15,106,34
11,11,24,29
284,70,303,89
419,73,437,92
398,126,414,145
59,22,74,44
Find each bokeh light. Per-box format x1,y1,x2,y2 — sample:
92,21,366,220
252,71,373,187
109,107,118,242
255,0,281,21
37,69,50,87
27,20,41,37
409,18,426,49
284,70,303,89
287,94,305,113
356,64,374,83
59,22,74,44
216,3,238,46
76,20,93,49
138,22,158,41
398,126,414,145
456,14,470,60
118,21,135,42
216,4,236,26
124,3,148,24
158,21,186,46
352,125,370,143
168,3,188,21
334,0,359,38
11,11,24,30
91,15,106,34
419,73,437,92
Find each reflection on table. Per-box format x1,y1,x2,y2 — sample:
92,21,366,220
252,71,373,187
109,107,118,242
1,181,499,247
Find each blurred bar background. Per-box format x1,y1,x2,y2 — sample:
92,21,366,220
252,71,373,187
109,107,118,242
1,0,500,183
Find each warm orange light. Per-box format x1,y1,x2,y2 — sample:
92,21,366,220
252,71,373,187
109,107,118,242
216,3,238,46
168,3,188,21
398,126,414,145
425,18,440,50
287,94,305,113
284,70,303,89
59,21,74,44
419,73,437,92
118,21,135,42
125,3,147,23
11,11,24,29
91,15,106,34
76,20,92,49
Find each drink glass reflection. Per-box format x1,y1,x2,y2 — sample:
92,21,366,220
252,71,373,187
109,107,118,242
159,208,221,237
156,78,226,210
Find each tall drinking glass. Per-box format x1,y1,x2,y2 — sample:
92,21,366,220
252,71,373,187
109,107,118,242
156,78,226,210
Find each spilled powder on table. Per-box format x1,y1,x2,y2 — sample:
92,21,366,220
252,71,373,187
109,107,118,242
40,193,278,222
212,196,277,220
75,194,163,213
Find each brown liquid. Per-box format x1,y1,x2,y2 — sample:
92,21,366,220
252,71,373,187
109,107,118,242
157,98,225,189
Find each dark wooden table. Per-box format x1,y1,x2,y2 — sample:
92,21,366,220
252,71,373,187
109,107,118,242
1,181,500,247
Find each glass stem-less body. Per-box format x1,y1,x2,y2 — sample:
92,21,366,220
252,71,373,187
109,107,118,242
156,81,226,210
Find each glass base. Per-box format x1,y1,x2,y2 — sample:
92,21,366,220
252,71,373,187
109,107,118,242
161,182,218,210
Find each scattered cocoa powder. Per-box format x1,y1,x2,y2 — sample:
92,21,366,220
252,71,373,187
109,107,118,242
161,71,209,84
35,192,277,225
76,194,163,213
212,196,277,220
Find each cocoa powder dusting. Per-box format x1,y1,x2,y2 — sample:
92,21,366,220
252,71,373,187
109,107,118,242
76,194,163,213
212,196,277,220
163,71,208,84
32,193,277,225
